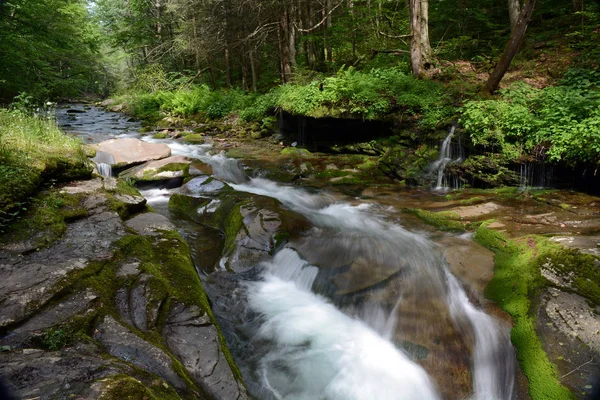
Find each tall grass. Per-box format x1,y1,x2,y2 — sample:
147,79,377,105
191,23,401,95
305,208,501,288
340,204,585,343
0,109,90,229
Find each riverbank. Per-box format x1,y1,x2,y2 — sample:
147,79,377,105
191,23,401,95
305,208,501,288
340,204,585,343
0,113,247,399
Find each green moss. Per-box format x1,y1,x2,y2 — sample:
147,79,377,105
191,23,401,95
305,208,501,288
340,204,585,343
97,374,182,400
474,224,574,400
39,327,73,350
281,147,311,157
181,133,204,144
458,196,486,206
404,208,471,232
537,247,600,305
2,188,87,248
152,132,168,139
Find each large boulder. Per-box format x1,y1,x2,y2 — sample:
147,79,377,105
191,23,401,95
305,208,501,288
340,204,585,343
169,190,311,272
93,138,171,168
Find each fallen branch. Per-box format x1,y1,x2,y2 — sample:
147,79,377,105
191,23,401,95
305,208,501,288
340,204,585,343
561,358,594,379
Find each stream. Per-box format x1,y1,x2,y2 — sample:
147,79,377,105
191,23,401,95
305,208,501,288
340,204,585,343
57,104,518,400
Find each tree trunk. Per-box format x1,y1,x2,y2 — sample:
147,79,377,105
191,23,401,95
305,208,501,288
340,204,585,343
420,0,432,66
325,0,333,63
508,0,521,30
409,0,423,76
249,49,258,92
279,8,292,83
485,0,537,94
225,47,231,89
289,3,297,68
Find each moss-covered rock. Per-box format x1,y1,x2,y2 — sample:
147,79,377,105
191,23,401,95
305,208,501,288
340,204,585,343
473,225,576,400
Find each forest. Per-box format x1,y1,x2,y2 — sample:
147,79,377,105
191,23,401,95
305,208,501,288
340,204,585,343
1,1,600,400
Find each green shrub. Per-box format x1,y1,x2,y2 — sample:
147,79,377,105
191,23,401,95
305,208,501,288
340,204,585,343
461,69,600,165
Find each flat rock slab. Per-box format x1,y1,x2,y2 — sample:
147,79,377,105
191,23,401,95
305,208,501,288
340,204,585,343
163,303,248,400
94,315,186,390
0,348,126,399
550,236,600,256
544,288,600,353
450,202,501,219
126,213,175,236
0,210,125,327
122,155,191,181
94,138,171,167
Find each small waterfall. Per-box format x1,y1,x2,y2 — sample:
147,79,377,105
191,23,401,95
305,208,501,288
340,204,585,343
429,126,463,191
519,162,553,189
92,150,115,177
96,163,113,177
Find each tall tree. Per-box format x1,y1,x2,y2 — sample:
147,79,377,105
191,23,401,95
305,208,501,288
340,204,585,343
408,0,432,76
485,0,537,94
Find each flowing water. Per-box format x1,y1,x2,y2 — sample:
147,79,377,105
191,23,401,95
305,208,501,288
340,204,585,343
61,106,518,400
428,126,463,191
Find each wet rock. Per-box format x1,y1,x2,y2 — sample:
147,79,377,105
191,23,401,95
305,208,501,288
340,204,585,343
60,178,104,195
114,193,147,215
126,212,175,236
179,176,228,197
190,161,214,176
543,288,600,353
550,235,600,257
0,348,127,399
0,210,125,327
1,290,97,347
163,303,249,400
94,315,187,390
120,155,191,182
116,261,141,277
450,202,501,219
94,138,171,168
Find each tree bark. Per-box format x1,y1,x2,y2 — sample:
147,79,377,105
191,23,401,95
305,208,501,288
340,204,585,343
409,0,423,76
508,0,521,30
420,0,432,66
325,0,333,63
279,7,292,83
485,0,537,94
225,47,231,89
249,49,258,91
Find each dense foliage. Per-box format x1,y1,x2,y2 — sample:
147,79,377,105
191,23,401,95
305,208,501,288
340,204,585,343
116,66,452,130
461,69,600,165
0,0,105,101
0,106,90,230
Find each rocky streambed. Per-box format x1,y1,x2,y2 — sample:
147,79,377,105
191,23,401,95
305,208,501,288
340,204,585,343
1,103,599,399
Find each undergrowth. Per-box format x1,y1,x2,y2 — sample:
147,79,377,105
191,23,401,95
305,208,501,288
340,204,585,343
0,109,90,232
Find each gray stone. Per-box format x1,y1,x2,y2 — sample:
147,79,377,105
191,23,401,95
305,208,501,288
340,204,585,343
0,348,126,400
163,303,248,400
60,178,104,195
2,290,97,346
121,155,191,182
116,261,141,277
544,288,600,353
126,213,175,236
180,176,226,197
94,315,187,390
0,211,125,327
